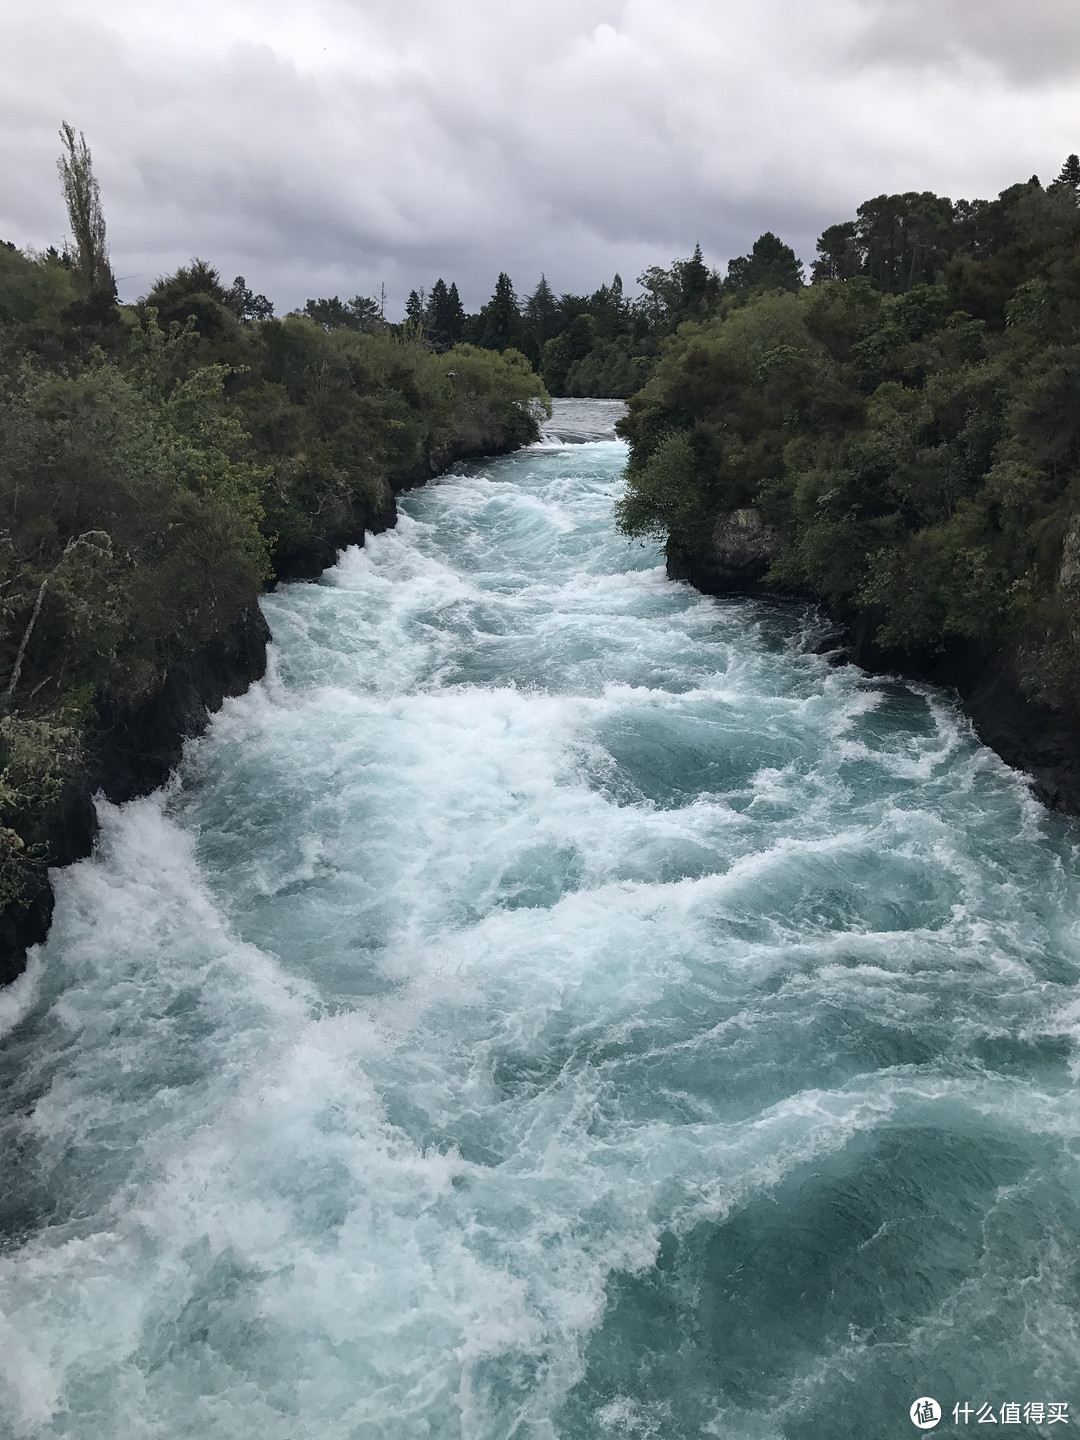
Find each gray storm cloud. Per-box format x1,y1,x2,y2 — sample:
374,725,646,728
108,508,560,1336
849,0,1080,82
1,0,1077,314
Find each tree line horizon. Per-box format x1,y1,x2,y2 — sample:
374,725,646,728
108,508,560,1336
291,152,1080,398
613,147,1080,723
0,125,550,949
1,125,1080,958
18,131,1080,402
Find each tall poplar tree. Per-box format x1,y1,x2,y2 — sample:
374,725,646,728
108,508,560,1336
57,122,114,300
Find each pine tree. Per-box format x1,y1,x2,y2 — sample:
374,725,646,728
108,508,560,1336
347,294,384,333
811,222,862,283
1051,154,1080,193
445,283,466,343
586,273,630,337
226,275,274,321
304,296,352,329
478,273,522,352
405,288,426,328
426,278,465,350
524,274,559,345
679,243,710,316
57,122,114,300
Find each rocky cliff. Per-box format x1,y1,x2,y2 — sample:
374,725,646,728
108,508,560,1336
1,444,507,987
670,508,1080,816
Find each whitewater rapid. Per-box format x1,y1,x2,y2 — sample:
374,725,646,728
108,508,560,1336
2,399,1079,1438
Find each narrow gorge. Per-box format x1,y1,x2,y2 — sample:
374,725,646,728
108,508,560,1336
2,401,1078,1439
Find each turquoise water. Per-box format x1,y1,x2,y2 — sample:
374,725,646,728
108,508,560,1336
2,399,1080,1438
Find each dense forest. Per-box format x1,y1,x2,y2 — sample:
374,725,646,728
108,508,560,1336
7,123,1080,973
0,128,549,969
306,234,803,400
616,158,1080,727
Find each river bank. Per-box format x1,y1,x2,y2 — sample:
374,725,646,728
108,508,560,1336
668,513,1080,816
4,402,1078,1438
0,428,538,988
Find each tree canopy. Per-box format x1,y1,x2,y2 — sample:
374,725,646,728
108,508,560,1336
616,157,1080,719
0,129,551,944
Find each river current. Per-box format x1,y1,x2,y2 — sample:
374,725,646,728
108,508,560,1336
2,399,1080,1438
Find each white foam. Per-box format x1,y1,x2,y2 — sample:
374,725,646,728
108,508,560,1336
4,409,1080,1436
0,947,43,1039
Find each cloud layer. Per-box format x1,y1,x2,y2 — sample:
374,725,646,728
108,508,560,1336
2,0,1078,314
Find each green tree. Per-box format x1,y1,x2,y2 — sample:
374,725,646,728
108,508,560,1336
524,274,560,345
302,294,384,333
586,273,632,337
476,273,524,353
146,260,240,340
348,294,385,333
304,296,352,329
226,276,274,322
680,243,712,316
405,288,426,328
811,222,862,283
426,278,465,349
57,123,114,301
725,233,804,293
634,263,681,331
1050,154,1080,193
855,192,956,292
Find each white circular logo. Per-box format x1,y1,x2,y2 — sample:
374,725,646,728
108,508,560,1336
911,1398,942,1430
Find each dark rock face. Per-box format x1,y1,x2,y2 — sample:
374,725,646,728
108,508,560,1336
0,604,273,985
956,647,1080,815
93,603,272,803
1,433,526,986
271,482,397,584
269,439,513,585
672,509,1080,817
667,508,781,594
847,626,1080,812
0,781,96,987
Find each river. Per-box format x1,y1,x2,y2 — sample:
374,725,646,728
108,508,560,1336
1,398,1079,1438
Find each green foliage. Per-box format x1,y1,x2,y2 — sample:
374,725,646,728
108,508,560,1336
472,273,532,357
524,275,559,345
725,233,804,294
0,138,552,932
303,293,384,333
441,345,551,450
57,122,114,301
227,276,274,322
614,432,708,543
426,280,465,350
0,348,271,707
617,159,1080,704
0,714,83,905
395,234,803,401
0,245,77,335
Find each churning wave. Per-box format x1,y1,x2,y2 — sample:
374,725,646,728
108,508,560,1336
2,399,1079,1439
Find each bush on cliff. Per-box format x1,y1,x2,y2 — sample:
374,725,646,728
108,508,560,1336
0,238,549,946
616,165,1080,708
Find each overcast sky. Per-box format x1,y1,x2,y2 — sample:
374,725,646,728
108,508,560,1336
2,0,1078,316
